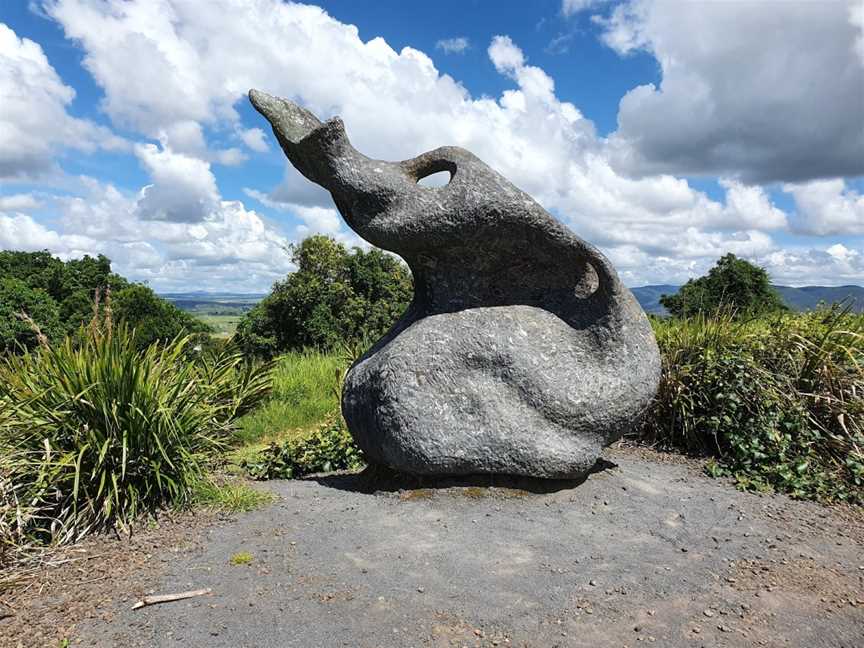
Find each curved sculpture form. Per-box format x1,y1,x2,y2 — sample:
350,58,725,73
250,89,661,479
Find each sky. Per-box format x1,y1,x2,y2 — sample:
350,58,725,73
0,0,862,292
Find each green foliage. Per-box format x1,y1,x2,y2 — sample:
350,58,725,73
229,551,254,565
112,284,211,349
0,277,64,352
0,251,130,337
191,477,273,513
645,306,864,503
0,319,273,546
661,254,787,318
243,414,364,480
234,350,344,446
236,235,412,357
0,250,208,352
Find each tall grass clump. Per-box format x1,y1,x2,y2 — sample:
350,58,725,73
235,349,344,446
646,305,864,503
0,311,272,547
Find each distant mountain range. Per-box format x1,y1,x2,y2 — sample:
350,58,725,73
631,285,864,315
160,292,266,314
162,286,864,316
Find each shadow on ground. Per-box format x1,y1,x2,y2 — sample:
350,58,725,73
309,458,618,495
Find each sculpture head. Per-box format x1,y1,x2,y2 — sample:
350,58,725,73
249,89,422,249
250,89,534,256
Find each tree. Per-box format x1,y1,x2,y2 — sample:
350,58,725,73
0,277,64,352
0,250,206,352
112,285,210,349
236,235,413,357
0,250,130,336
660,254,787,318
0,250,65,297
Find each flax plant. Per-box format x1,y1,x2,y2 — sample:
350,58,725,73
0,308,272,546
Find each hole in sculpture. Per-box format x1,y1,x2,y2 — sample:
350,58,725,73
573,262,600,298
416,170,452,188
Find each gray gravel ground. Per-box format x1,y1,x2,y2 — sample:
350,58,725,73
76,447,863,648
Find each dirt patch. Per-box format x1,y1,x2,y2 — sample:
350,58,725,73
398,486,533,502
0,510,223,648
731,557,864,605
611,439,710,469
72,446,863,648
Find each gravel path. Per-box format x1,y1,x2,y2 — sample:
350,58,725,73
72,447,863,647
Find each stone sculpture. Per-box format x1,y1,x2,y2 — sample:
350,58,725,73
250,89,661,479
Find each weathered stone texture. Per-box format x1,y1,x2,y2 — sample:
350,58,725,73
250,89,661,478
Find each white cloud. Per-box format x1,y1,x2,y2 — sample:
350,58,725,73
760,245,864,287
0,212,66,251
239,127,268,152
133,143,220,222
243,187,362,246
785,179,864,236
30,177,295,292
718,179,788,231
598,0,864,183
23,0,860,289
435,37,469,54
609,241,864,289
561,0,608,18
0,193,42,211
154,119,248,166
0,23,127,180
488,35,525,74
213,147,246,166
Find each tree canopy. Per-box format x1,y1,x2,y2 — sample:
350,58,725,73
0,277,65,352
0,250,208,352
112,284,210,349
236,235,413,357
660,253,787,318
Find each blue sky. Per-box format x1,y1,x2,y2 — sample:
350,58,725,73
0,0,862,291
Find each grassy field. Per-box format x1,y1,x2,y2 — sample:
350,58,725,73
198,314,243,338
161,295,263,339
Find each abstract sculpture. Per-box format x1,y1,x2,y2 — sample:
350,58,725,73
250,89,661,479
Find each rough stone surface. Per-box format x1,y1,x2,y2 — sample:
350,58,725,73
250,89,661,478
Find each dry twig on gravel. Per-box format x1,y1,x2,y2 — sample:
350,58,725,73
131,588,212,610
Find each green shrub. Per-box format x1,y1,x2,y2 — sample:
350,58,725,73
0,251,130,340
0,250,210,351
243,414,364,480
193,342,274,423
0,277,64,352
236,235,412,357
645,306,864,503
0,321,272,546
113,284,211,350
660,253,787,318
